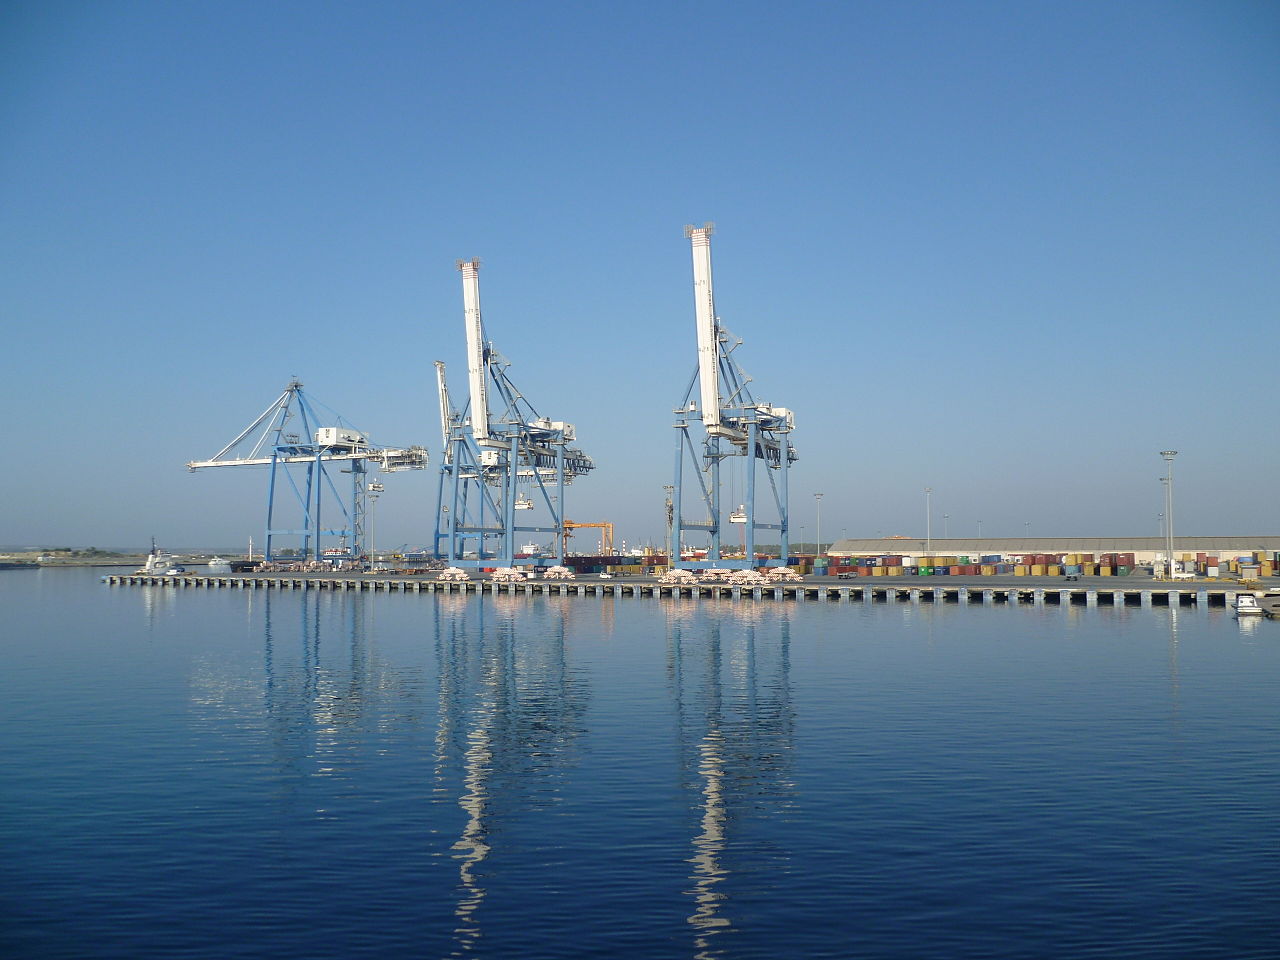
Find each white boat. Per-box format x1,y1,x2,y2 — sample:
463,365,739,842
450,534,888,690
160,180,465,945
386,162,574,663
138,539,184,576
207,556,232,573
1235,594,1264,617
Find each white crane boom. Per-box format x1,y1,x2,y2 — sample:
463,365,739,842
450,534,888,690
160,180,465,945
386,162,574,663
458,258,497,447
686,223,722,434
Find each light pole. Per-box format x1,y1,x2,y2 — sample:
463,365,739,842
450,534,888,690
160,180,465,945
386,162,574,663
367,480,383,567
814,492,823,558
943,513,949,539
1159,478,1170,578
1161,450,1178,578
977,519,982,559
925,487,932,553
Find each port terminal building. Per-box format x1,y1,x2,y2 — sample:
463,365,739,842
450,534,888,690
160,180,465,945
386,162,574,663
827,537,1280,566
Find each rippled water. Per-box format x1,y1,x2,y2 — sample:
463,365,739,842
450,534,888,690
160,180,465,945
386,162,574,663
2,568,1277,959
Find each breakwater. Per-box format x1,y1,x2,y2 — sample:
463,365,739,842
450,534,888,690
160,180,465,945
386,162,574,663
103,574,1247,607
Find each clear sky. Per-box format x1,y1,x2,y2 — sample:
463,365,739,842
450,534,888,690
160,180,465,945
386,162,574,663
2,0,1277,551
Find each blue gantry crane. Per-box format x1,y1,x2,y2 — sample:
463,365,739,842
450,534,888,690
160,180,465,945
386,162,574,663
672,224,797,569
187,380,428,563
433,258,594,568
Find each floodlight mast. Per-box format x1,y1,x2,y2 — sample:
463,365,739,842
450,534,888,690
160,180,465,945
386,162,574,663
672,224,796,571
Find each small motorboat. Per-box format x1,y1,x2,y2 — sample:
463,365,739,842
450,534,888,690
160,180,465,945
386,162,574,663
1235,594,1264,617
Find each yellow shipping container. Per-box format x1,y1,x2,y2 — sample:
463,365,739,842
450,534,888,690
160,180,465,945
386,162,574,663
1031,564,1046,576
1262,562,1274,577
1048,565,1061,576
981,565,995,576
1083,563,1096,576
872,566,885,576
1014,565,1028,576
1099,566,1112,576
889,566,904,576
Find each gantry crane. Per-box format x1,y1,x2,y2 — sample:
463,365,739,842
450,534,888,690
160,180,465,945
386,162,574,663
433,259,594,568
187,380,428,562
672,224,797,569
561,521,614,557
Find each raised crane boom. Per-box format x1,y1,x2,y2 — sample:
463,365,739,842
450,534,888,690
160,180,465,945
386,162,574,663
458,258,496,448
687,223,722,435
434,360,454,465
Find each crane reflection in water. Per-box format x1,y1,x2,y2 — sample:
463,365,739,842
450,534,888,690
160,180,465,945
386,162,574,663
431,593,589,956
663,599,797,958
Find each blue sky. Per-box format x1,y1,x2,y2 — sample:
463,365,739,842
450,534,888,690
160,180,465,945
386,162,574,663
2,0,1277,550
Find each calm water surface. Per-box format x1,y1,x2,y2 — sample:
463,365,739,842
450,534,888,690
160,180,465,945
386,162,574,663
2,568,1277,959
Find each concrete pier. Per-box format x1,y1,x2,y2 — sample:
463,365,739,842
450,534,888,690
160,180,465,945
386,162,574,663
101,574,1250,608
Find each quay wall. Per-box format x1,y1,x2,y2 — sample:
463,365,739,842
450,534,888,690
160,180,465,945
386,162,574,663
102,574,1256,608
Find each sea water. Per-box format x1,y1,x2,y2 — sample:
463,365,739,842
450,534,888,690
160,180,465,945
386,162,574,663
1,568,1277,959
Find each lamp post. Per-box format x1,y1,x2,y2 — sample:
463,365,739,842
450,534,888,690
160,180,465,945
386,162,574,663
814,492,823,558
943,513,949,539
367,480,383,568
1161,450,1178,578
977,519,982,559
925,487,932,553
